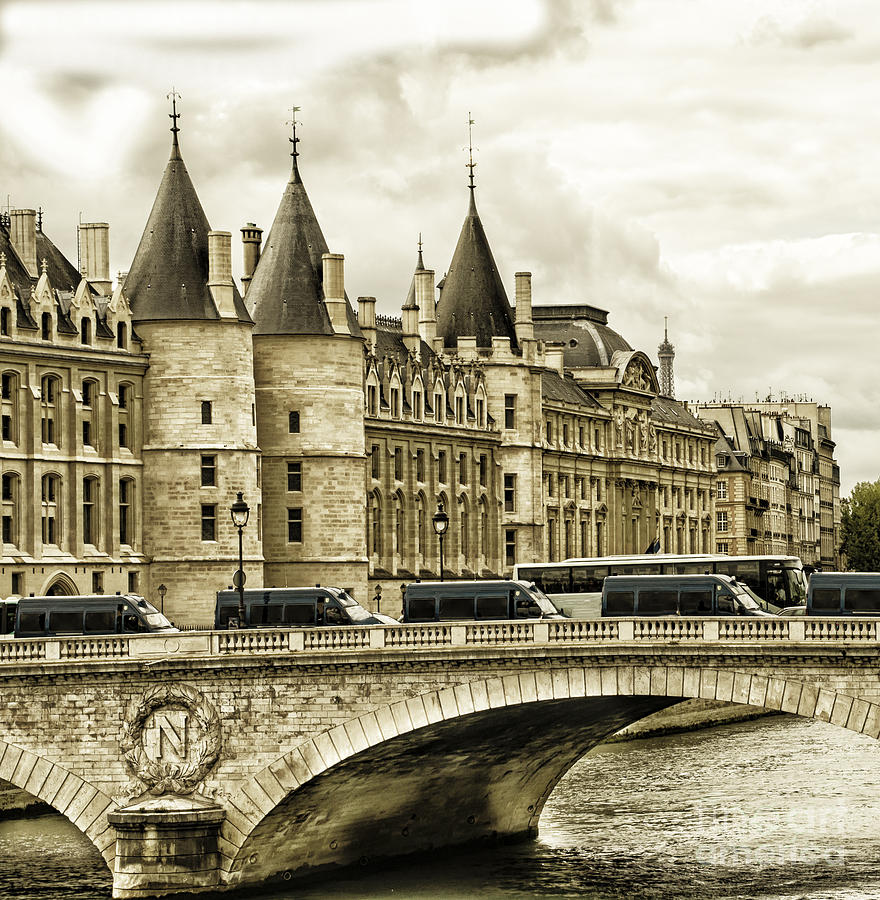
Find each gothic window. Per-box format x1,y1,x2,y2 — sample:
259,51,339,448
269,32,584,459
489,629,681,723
117,322,127,349
120,478,134,545
458,452,467,485
479,501,488,558
416,496,425,556
479,454,487,487
460,503,469,559
82,476,98,545
0,307,9,336
434,389,444,423
412,388,423,421
1,371,18,444
394,496,403,555
371,444,380,480
438,450,447,484
367,383,378,417
118,383,132,450
394,447,403,481
390,385,400,419
416,449,425,482
81,317,91,345
41,313,52,341
2,472,18,545
369,493,381,555
41,473,61,545
455,393,464,425
40,375,61,446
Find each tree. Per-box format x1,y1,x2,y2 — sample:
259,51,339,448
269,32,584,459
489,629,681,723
840,479,880,571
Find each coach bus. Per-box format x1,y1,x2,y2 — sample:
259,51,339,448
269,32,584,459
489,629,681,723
513,554,806,618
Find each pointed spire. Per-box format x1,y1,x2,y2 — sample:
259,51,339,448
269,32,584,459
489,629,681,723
248,141,360,337
124,101,250,324
287,105,301,183
405,237,428,309
167,88,182,159
417,232,425,271
466,112,477,193
435,125,517,350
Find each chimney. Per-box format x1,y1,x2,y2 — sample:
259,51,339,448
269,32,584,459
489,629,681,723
416,269,436,345
240,222,262,297
545,342,565,375
358,297,377,350
9,210,37,277
515,271,534,342
322,253,349,333
402,301,420,354
79,223,111,294
207,231,237,318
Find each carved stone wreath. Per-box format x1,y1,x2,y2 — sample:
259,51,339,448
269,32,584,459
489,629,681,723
121,683,221,795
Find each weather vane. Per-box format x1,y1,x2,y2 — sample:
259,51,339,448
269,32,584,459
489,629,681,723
287,105,301,160
465,112,477,190
167,88,181,144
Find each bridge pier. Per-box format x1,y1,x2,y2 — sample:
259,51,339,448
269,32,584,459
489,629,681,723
107,795,225,899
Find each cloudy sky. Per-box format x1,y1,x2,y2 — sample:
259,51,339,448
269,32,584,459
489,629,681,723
1,0,877,495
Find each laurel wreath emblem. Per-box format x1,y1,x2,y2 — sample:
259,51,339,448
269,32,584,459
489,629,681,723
121,683,221,795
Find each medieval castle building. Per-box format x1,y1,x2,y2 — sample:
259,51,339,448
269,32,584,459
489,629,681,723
0,112,778,622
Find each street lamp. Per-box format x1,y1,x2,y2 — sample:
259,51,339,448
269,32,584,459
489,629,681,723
432,501,449,583
157,583,167,615
230,492,250,628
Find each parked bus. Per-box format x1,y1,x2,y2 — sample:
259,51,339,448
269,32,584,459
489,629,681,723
402,580,563,623
806,573,880,616
14,594,177,638
602,574,777,617
214,587,397,629
514,554,806,618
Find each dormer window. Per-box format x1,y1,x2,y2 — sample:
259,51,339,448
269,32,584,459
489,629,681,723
117,322,127,349
81,318,91,345
41,313,52,341
0,308,9,336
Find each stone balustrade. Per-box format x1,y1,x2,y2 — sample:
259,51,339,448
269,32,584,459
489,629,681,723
0,616,877,665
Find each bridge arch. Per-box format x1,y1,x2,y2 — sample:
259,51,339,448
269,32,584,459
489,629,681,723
221,663,880,889
0,737,116,868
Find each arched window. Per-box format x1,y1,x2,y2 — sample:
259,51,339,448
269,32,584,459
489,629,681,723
434,383,444,424
82,378,98,449
454,385,465,425
118,382,132,450
82,476,98,545
480,499,489,558
394,494,404,557
119,477,134,546
475,386,487,428
2,472,19,546
368,492,381,557
80,317,91,345
41,312,52,341
366,372,379,418
40,375,61,446
390,375,401,420
416,494,425,558
41,473,61,546
411,378,423,422
2,371,19,444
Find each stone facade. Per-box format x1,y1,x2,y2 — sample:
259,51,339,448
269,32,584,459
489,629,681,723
5,121,845,624
693,401,841,568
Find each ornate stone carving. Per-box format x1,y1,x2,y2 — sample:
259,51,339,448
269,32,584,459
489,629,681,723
121,683,221,796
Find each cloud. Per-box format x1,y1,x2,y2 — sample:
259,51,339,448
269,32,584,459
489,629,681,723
744,11,852,50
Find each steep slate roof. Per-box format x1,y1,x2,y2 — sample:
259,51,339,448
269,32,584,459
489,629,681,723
651,396,715,432
36,230,80,290
542,370,603,409
249,157,361,337
374,327,437,369
435,190,517,350
124,134,250,324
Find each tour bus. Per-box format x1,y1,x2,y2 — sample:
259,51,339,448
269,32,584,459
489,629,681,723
401,579,564,623
214,587,398,629
14,594,178,638
601,574,777,618
806,573,880,616
514,554,806,618
0,599,17,635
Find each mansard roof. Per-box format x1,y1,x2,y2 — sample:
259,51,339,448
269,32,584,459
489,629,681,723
124,137,251,324
532,304,632,367
435,190,517,350
651,396,715,433
249,158,361,337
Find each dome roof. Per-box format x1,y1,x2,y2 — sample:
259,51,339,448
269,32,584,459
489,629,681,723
532,304,632,367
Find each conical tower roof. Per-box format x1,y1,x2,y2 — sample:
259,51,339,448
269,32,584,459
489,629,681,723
435,190,517,350
403,246,427,309
124,129,250,323
249,154,361,336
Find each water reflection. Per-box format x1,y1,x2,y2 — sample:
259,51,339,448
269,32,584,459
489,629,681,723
2,716,880,899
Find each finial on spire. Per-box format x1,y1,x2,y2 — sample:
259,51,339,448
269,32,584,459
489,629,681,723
287,106,301,178
167,88,181,154
36,207,43,233
41,258,48,276
0,252,6,269
417,232,425,270
465,112,477,192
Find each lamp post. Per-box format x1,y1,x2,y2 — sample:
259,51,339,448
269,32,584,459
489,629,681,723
230,492,250,628
432,501,449,582
157,583,167,615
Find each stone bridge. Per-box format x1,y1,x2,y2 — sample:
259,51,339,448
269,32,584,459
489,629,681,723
1,616,880,897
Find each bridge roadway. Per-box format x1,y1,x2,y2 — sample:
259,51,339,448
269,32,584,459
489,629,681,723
0,616,879,897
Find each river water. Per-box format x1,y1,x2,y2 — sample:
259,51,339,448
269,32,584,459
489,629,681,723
2,714,880,899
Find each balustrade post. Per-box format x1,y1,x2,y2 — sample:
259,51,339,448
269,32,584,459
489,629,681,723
288,631,305,652
369,627,386,649
45,640,60,661
702,620,719,641
533,622,549,643
618,620,634,641
788,620,806,642
451,625,467,646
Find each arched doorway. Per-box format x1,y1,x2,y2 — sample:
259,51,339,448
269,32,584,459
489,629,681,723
44,574,77,596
